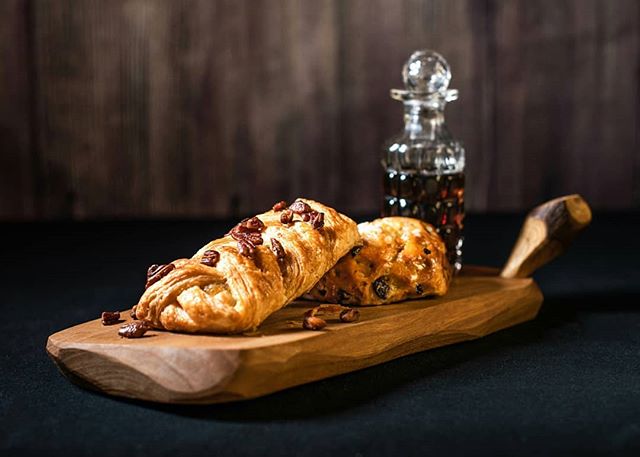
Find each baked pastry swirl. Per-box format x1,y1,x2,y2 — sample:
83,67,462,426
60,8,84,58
307,217,451,305
134,199,358,333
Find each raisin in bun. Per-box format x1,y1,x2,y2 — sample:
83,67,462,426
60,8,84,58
307,217,451,305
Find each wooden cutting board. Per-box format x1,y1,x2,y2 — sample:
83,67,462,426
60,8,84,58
46,195,591,404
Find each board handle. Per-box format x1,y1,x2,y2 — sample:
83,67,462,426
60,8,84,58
500,194,592,278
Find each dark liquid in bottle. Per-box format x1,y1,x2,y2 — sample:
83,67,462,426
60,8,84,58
382,170,465,270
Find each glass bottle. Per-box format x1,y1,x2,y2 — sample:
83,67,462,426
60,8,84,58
382,50,466,271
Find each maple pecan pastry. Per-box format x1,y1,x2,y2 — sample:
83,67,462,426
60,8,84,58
307,217,452,305
134,199,359,333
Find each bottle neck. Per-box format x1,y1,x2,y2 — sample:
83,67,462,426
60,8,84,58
403,103,449,139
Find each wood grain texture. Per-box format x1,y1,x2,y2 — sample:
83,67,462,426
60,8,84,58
501,194,592,278
46,273,543,404
0,0,36,219
492,0,640,210
2,0,638,219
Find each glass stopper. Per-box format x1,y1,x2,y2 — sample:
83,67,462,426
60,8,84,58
391,49,458,104
402,50,451,94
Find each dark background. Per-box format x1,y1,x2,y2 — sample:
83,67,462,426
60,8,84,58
1,0,639,220
2,214,640,456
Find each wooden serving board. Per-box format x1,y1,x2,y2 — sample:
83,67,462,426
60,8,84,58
46,271,541,404
46,195,591,404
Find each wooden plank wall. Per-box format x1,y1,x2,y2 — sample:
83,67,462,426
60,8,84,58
1,0,638,220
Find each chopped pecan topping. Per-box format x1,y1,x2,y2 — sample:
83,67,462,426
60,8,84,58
231,229,263,246
118,321,151,338
280,209,294,224
230,223,251,235
304,304,345,318
303,316,327,331
301,212,311,222
289,200,311,214
244,216,265,232
147,264,163,277
373,277,390,300
145,263,175,289
310,211,324,230
101,311,121,326
237,239,255,258
302,304,359,330
201,249,220,267
245,232,264,246
270,238,285,262
339,308,360,323
272,200,288,211
229,216,265,238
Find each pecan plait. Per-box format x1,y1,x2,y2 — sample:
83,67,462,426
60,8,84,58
131,199,360,334
145,263,175,289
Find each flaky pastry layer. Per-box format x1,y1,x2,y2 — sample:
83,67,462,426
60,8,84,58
134,199,359,333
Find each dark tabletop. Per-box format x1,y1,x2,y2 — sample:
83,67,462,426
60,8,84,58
1,212,639,456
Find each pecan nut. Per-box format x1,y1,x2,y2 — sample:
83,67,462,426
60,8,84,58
201,249,220,267
280,209,294,224
243,216,265,232
237,239,255,258
310,211,324,230
270,238,285,262
302,304,360,329
339,308,360,323
289,200,311,214
101,311,121,326
145,263,175,289
272,200,288,212
303,316,327,331
118,321,151,338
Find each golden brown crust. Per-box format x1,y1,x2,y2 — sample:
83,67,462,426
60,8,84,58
134,199,359,333
307,217,451,305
